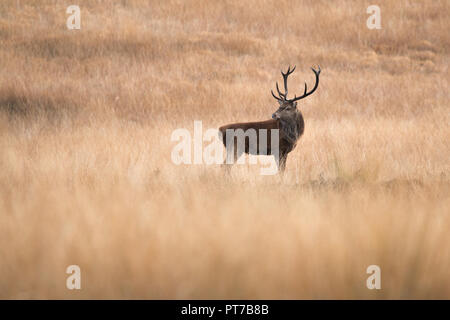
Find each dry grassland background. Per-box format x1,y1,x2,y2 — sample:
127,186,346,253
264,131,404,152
0,0,449,299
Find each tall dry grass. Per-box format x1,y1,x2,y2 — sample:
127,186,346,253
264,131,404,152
0,0,449,299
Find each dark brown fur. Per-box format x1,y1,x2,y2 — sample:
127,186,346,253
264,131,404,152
219,110,304,172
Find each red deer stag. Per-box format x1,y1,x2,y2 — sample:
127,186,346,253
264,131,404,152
219,65,321,173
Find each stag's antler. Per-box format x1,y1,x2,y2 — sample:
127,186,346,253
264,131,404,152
290,66,321,102
271,65,296,101
271,65,321,102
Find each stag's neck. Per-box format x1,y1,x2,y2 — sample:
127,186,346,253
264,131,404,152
296,111,305,137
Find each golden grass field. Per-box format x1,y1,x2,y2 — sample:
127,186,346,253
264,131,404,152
0,0,449,299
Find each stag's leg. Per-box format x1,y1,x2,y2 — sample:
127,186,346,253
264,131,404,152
222,144,243,172
221,155,233,173
278,151,288,173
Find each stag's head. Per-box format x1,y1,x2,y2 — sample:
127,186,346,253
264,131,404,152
271,65,321,120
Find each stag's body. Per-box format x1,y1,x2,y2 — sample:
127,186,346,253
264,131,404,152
219,65,320,173
219,117,304,171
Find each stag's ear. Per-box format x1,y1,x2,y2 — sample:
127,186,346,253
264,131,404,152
293,101,298,108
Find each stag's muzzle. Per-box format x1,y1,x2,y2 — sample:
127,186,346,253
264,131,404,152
272,113,279,120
